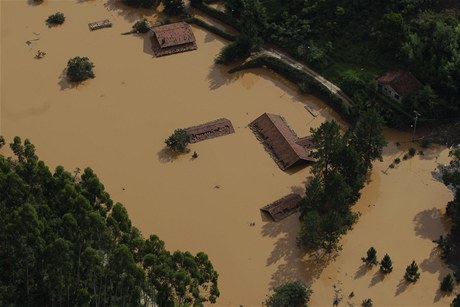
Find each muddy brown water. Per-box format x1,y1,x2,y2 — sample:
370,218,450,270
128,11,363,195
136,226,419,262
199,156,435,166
1,1,455,306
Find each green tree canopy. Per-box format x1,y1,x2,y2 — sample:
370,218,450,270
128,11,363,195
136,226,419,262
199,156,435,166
66,56,95,82
265,281,312,307
0,137,219,306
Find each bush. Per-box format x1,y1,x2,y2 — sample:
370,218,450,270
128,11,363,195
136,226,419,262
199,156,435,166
361,247,378,266
361,298,373,307
403,154,409,160
404,261,420,282
380,254,393,274
132,19,150,33
165,129,191,153
66,56,95,82
122,0,156,8
408,147,416,157
394,158,401,164
453,294,460,307
215,36,252,64
441,273,454,292
265,281,312,307
46,12,65,25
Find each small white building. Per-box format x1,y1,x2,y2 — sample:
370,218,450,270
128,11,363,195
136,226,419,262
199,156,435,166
377,70,423,103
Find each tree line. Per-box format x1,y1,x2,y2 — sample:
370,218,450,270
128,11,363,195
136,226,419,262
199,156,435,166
0,137,219,306
298,108,387,253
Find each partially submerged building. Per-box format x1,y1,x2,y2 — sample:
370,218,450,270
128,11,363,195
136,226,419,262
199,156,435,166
150,22,197,57
184,118,235,143
249,113,315,170
260,193,302,222
377,70,423,103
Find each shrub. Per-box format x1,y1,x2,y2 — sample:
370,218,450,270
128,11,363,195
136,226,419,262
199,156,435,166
361,298,373,307
265,281,312,307
452,294,460,307
132,19,150,33
408,147,416,157
441,274,454,292
165,129,191,153
403,154,409,160
361,247,378,266
215,36,252,64
394,158,401,164
404,261,420,282
389,163,395,168
46,12,65,25
66,56,95,82
380,254,393,274
122,0,156,8
192,151,199,158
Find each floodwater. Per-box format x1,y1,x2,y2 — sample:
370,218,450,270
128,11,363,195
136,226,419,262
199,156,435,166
1,1,455,306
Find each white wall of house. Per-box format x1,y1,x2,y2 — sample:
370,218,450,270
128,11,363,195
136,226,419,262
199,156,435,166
377,83,402,102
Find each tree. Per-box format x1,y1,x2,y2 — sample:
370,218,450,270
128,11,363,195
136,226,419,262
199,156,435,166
122,0,157,8
162,0,185,16
349,107,387,170
361,298,373,307
361,247,378,266
66,57,95,82
380,254,393,274
239,0,267,48
165,129,191,153
0,137,220,306
452,294,460,307
132,19,150,33
265,281,312,307
404,261,420,282
46,12,65,25
0,136,5,148
441,273,454,293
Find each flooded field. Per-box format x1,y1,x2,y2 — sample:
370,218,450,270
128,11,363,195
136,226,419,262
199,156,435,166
1,1,455,306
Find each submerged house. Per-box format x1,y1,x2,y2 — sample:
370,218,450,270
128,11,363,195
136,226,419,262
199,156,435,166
249,113,315,170
377,70,423,103
260,193,302,222
184,118,235,143
150,22,197,57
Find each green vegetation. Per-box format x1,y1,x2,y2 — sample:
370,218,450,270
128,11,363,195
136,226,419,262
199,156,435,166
408,147,417,157
46,12,65,25
453,294,460,307
441,273,455,293
192,151,199,158
380,254,393,274
404,261,420,282
162,0,186,16
0,137,219,306
361,247,378,267
66,56,95,82
0,136,4,148
132,19,150,33
298,109,386,253
122,0,157,8
265,281,312,307
165,129,191,153
361,298,373,307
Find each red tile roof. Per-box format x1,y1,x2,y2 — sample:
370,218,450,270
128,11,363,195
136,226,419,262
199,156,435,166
151,22,196,48
377,70,423,97
249,113,315,170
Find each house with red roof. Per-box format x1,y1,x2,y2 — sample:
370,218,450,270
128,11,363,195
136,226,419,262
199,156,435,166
377,70,423,103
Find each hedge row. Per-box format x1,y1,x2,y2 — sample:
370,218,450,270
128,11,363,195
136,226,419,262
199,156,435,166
186,17,236,41
190,1,240,30
228,56,352,120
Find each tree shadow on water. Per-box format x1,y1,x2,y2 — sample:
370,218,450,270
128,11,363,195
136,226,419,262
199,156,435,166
157,147,179,163
395,278,409,296
262,214,334,289
413,207,446,241
369,270,384,287
207,64,240,90
354,263,369,280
